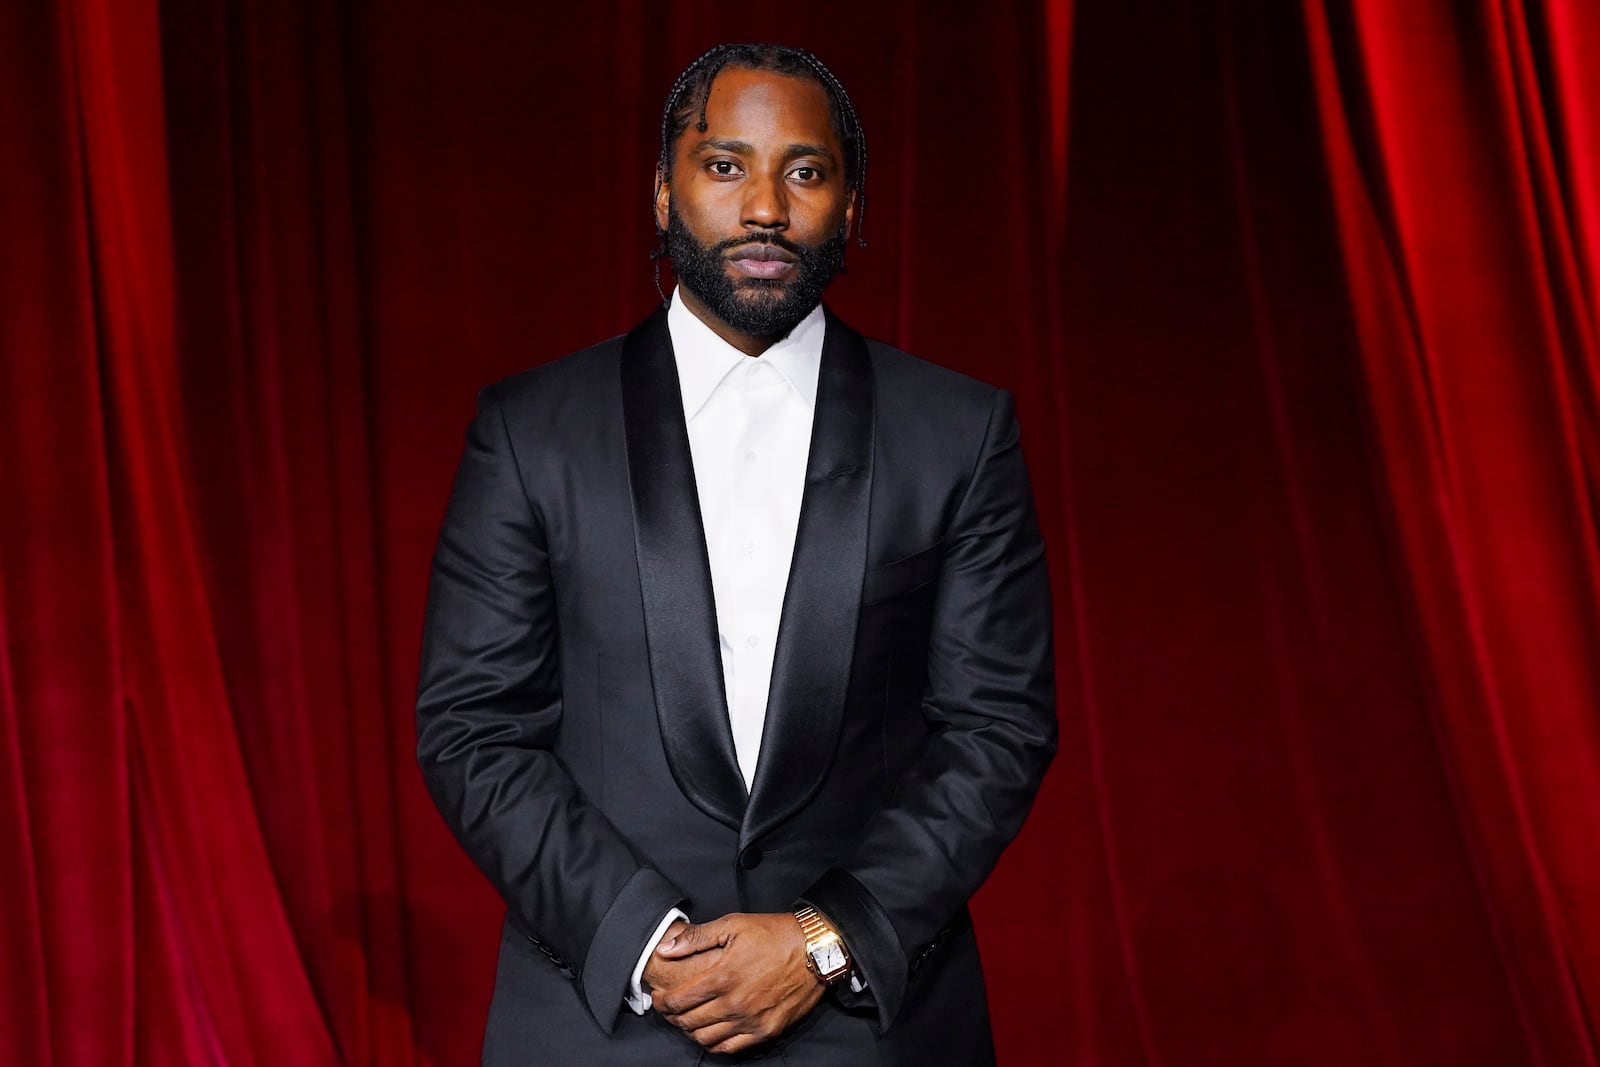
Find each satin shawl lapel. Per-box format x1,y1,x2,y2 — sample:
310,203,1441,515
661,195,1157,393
743,308,875,846
621,308,746,830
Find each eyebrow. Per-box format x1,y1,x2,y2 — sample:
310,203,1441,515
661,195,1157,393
689,138,839,164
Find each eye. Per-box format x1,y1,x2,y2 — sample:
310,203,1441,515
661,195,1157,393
789,166,822,183
707,160,742,178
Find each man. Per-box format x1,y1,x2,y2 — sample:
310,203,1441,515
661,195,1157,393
416,43,1055,1064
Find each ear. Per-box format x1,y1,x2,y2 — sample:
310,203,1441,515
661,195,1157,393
654,165,671,234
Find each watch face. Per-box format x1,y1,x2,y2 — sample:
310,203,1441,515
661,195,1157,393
819,943,846,974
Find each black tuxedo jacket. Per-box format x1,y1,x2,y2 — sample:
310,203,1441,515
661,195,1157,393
416,307,1056,1064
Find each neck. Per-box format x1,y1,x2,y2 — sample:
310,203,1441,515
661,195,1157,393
677,284,790,357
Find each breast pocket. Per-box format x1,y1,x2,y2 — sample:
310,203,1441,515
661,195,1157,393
861,540,943,605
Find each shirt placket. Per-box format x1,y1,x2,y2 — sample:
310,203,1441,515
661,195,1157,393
726,361,792,785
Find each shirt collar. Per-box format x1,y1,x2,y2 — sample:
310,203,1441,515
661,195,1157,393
667,285,824,421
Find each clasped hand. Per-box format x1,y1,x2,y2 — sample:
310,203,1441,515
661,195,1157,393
641,912,825,1055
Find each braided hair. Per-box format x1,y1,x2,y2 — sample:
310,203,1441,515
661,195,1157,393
654,43,868,247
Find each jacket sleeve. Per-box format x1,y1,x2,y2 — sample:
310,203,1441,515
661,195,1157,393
415,384,687,1034
798,387,1057,1032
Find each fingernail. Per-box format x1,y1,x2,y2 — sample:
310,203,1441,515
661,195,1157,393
661,937,676,950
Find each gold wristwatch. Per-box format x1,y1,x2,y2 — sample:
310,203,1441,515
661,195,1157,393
794,905,852,985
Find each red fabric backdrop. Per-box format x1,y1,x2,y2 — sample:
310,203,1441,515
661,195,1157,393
3,1,1598,1064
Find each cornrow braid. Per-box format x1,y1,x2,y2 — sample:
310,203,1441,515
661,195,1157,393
654,43,868,249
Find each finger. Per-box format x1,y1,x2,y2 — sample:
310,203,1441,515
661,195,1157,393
709,1029,761,1056
656,977,723,1016
644,949,710,984
665,996,735,1033
690,1020,748,1051
656,917,728,958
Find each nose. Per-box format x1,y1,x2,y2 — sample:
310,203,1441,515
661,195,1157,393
741,170,789,231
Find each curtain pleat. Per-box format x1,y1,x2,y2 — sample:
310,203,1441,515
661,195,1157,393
4,2,1599,1064
1302,2,1600,1063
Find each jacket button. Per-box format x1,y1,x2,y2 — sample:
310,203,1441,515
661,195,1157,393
738,845,763,870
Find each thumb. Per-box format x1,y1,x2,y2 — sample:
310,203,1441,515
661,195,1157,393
656,918,726,958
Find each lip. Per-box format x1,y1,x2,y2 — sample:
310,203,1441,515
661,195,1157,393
727,244,797,279
728,244,796,263
729,258,796,279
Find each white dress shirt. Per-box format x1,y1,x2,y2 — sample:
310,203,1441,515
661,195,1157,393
625,289,823,1014
673,289,822,789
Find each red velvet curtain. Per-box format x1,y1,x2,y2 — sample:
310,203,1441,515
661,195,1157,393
3,1,1597,1065
1301,2,1600,1061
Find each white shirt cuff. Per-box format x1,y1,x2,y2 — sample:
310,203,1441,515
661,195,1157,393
625,907,689,1014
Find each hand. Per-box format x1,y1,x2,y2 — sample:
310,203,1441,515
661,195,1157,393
653,912,825,1055
642,920,723,1002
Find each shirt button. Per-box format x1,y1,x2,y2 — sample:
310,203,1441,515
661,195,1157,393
742,538,757,555
746,634,759,648
744,450,758,463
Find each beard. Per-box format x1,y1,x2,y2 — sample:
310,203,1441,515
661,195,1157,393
663,203,846,339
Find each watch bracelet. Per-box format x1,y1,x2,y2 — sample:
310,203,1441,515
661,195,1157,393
794,905,851,983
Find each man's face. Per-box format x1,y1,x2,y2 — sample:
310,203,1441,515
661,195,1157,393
656,67,854,339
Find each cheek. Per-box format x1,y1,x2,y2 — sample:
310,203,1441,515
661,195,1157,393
797,201,850,241
675,183,736,223
673,193,746,248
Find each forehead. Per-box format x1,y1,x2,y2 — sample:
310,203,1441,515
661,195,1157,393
691,67,840,150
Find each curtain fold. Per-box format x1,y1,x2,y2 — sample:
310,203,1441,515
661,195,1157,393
1301,2,1600,1063
1,5,123,1062
3,2,1598,1065
39,0,343,1063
